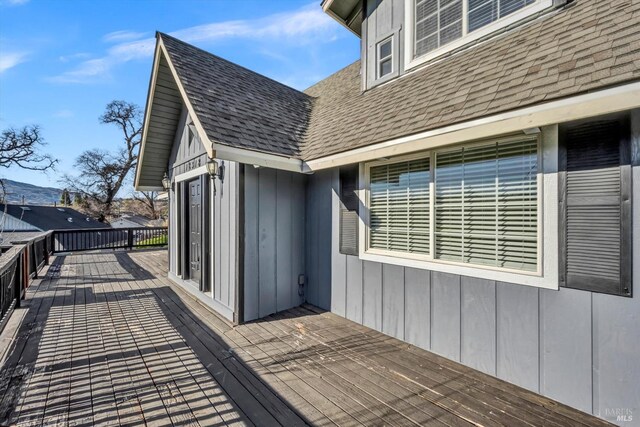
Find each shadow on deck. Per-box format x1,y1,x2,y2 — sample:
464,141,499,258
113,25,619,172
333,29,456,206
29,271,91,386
0,250,612,426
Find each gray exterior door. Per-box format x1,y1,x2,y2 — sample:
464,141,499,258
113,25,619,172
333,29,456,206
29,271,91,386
188,178,202,284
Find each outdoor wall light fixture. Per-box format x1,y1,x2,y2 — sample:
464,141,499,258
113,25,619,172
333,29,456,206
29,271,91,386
207,157,226,194
162,172,171,192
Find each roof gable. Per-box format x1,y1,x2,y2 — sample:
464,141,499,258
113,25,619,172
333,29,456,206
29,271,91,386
135,33,313,189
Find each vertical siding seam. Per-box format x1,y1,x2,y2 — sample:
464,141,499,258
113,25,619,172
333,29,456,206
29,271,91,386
429,270,433,350
459,275,462,363
275,171,279,313
380,264,384,332
360,261,364,324
402,267,406,341
591,292,595,415
290,173,294,308
538,288,542,395
537,288,541,393
256,169,261,318
495,283,499,377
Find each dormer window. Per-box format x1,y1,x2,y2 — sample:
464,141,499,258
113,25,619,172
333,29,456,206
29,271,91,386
408,0,552,68
377,37,394,78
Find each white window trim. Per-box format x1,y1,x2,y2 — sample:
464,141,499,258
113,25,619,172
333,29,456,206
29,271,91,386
377,36,394,79
358,127,559,290
404,0,553,71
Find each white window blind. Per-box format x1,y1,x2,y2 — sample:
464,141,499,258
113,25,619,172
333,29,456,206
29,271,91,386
468,0,536,32
369,158,430,255
415,0,537,57
434,139,538,271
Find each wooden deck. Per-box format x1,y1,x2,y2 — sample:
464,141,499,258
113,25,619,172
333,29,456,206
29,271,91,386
0,250,611,426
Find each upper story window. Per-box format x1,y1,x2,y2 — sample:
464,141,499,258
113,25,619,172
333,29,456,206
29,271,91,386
408,0,551,67
377,37,394,78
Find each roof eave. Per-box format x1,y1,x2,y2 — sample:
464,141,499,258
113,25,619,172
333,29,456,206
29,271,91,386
322,0,362,38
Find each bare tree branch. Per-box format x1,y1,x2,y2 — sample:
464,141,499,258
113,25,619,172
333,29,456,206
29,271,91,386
62,101,142,221
0,125,57,171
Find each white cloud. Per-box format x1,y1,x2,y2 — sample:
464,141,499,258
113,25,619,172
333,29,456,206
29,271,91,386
53,109,74,118
1,0,30,6
58,52,91,63
0,51,28,73
50,2,343,84
49,58,110,83
102,30,147,43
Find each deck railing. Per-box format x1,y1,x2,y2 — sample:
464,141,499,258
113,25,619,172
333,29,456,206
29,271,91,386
0,231,53,335
52,227,168,253
0,227,168,335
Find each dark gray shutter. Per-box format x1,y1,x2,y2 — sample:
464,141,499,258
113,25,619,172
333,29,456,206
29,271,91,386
339,166,359,256
559,117,631,296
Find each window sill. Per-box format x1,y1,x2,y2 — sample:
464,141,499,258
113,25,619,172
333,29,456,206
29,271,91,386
359,250,558,290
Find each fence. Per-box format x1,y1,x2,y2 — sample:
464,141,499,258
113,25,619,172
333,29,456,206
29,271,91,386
0,231,53,335
52,227,168,253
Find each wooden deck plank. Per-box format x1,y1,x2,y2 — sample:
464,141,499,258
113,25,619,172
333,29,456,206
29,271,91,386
150,277,342,427
0,250,614,427
114,269,227,427
284,306,533,427
1,260,61,426
265,309,470,427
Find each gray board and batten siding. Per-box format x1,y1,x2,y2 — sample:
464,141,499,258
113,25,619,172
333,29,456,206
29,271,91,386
168,109,238,321
243,166,307,322
310,114,640,423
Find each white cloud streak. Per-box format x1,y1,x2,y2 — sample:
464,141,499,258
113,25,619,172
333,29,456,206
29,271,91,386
53,109,74,118
102,30,148,43
1,0,30,6
0,51,28,73
50,2,342,84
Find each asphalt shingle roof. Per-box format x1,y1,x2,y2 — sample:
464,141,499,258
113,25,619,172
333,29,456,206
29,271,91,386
158,0,640,162
3,205,106,231
160,33,313,158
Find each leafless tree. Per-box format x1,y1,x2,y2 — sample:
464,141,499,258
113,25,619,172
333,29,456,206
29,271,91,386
132,191,164,220
0,125,57,171
62,100,142,222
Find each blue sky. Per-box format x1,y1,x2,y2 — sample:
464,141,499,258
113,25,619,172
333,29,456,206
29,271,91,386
0,0,359,190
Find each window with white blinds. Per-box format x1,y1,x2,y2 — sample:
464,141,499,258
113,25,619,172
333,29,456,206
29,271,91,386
369,158,430,255
365,138,539,273
435,139,538,271
415,0,540,57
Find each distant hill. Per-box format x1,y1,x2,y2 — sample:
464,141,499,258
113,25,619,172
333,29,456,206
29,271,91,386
0,179,64,205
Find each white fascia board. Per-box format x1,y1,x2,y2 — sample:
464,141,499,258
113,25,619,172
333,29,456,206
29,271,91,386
134,42,163,190
304,81,640,171
213,144,303,172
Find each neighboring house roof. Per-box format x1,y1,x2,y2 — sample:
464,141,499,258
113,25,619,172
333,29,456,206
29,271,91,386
1,205,106,231
111,214,160,228
136,0,640,187
161,34,312,158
